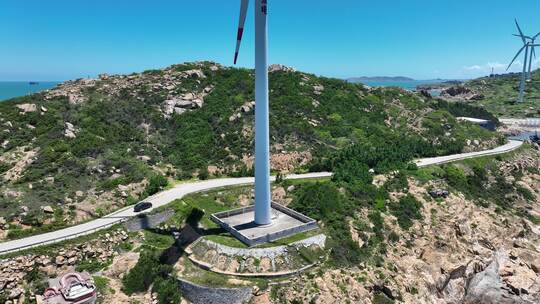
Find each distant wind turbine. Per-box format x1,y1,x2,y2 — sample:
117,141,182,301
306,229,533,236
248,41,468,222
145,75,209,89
513,31,540,80
507,20,539,102
233,0,272,225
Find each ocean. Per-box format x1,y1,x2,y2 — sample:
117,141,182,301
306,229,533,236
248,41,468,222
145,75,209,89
0,82,59,101
358,79,448,91
0,79,449,101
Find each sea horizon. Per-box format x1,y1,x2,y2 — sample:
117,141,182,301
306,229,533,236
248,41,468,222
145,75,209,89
356,79,453,91
0,81,60,101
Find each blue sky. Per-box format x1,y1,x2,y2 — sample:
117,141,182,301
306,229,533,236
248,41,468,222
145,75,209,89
1,0,540,81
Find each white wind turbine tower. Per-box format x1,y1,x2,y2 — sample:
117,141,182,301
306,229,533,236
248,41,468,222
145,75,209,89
507,20,538,103
233,0,272,225
512,22,540,80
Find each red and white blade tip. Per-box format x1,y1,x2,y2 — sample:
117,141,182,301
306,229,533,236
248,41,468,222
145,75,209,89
234,0,249,65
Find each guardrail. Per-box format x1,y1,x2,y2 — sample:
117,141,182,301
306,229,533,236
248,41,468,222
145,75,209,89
500,118,540,127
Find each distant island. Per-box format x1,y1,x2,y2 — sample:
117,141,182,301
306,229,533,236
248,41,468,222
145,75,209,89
347,76,415,83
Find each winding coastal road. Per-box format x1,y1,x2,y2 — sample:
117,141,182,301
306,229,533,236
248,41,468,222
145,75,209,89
414,139,523,167
499,118,540,127
0,140,524,255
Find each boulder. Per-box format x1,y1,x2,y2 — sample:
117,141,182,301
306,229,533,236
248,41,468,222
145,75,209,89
42,206,54,214
442,86,472,97
15,103,37,113
55,256,65,266
8,287,23,299
313,85,324,95
464,251,526,304
183,69,205,78
64,122,77,138
182,93,195,100
268,64,295,73
192,98,204,108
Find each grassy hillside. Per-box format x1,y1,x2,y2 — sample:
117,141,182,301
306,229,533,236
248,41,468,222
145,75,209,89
0,62,501,235
464,69,540,117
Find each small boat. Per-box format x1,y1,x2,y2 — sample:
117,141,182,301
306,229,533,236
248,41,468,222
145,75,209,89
29,81,39,85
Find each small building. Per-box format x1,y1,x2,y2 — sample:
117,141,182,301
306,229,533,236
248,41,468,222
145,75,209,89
456,117,496,131
38,272,97,304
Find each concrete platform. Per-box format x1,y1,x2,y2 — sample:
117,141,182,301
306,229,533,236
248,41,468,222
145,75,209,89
211,202,317,247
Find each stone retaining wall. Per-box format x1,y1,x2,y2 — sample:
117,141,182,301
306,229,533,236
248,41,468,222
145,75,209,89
198,234,326,259
185,234,326,277
177,278,253,304
123,209,174,231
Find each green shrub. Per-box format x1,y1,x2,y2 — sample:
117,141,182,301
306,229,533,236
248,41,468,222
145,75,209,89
198,167,209,180
444,165,468,189
75,258,111,273
143,175,169,197
24,267,48,295
290,182,361,266
152,277,182,304
373,293,395,304
388,231,400,243
122,250,173,295
93,276,111,295
389,194,423,230
332,160,372,185
516,185,535,202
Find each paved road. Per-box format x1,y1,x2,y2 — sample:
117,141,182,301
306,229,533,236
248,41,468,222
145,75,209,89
414,140,523,167
0,140,524,254
0,172,331,254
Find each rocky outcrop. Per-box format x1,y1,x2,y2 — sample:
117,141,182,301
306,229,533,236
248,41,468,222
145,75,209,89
313,84,324,95
0,229,131,302
268,64,295,73
241,150,313,173
162,86,214,119
463,251,537,304
73,179,147,223
64,122,77,139
15,103,37,113
440,86,485,101
274,161,540,304
103,251,140,280
1,147,39,182
229,101,255,122
43,64,213,118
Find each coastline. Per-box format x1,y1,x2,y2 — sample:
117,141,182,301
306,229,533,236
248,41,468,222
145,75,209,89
0,81,59,101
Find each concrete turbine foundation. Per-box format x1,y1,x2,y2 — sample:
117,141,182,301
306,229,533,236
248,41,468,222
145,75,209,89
211,202,318,247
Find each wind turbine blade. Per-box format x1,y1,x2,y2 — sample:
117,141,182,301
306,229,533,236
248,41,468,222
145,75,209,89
533,31,540,40
515,19,527,44
234,0,250,65
507,45,526,71
513,34,533,40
